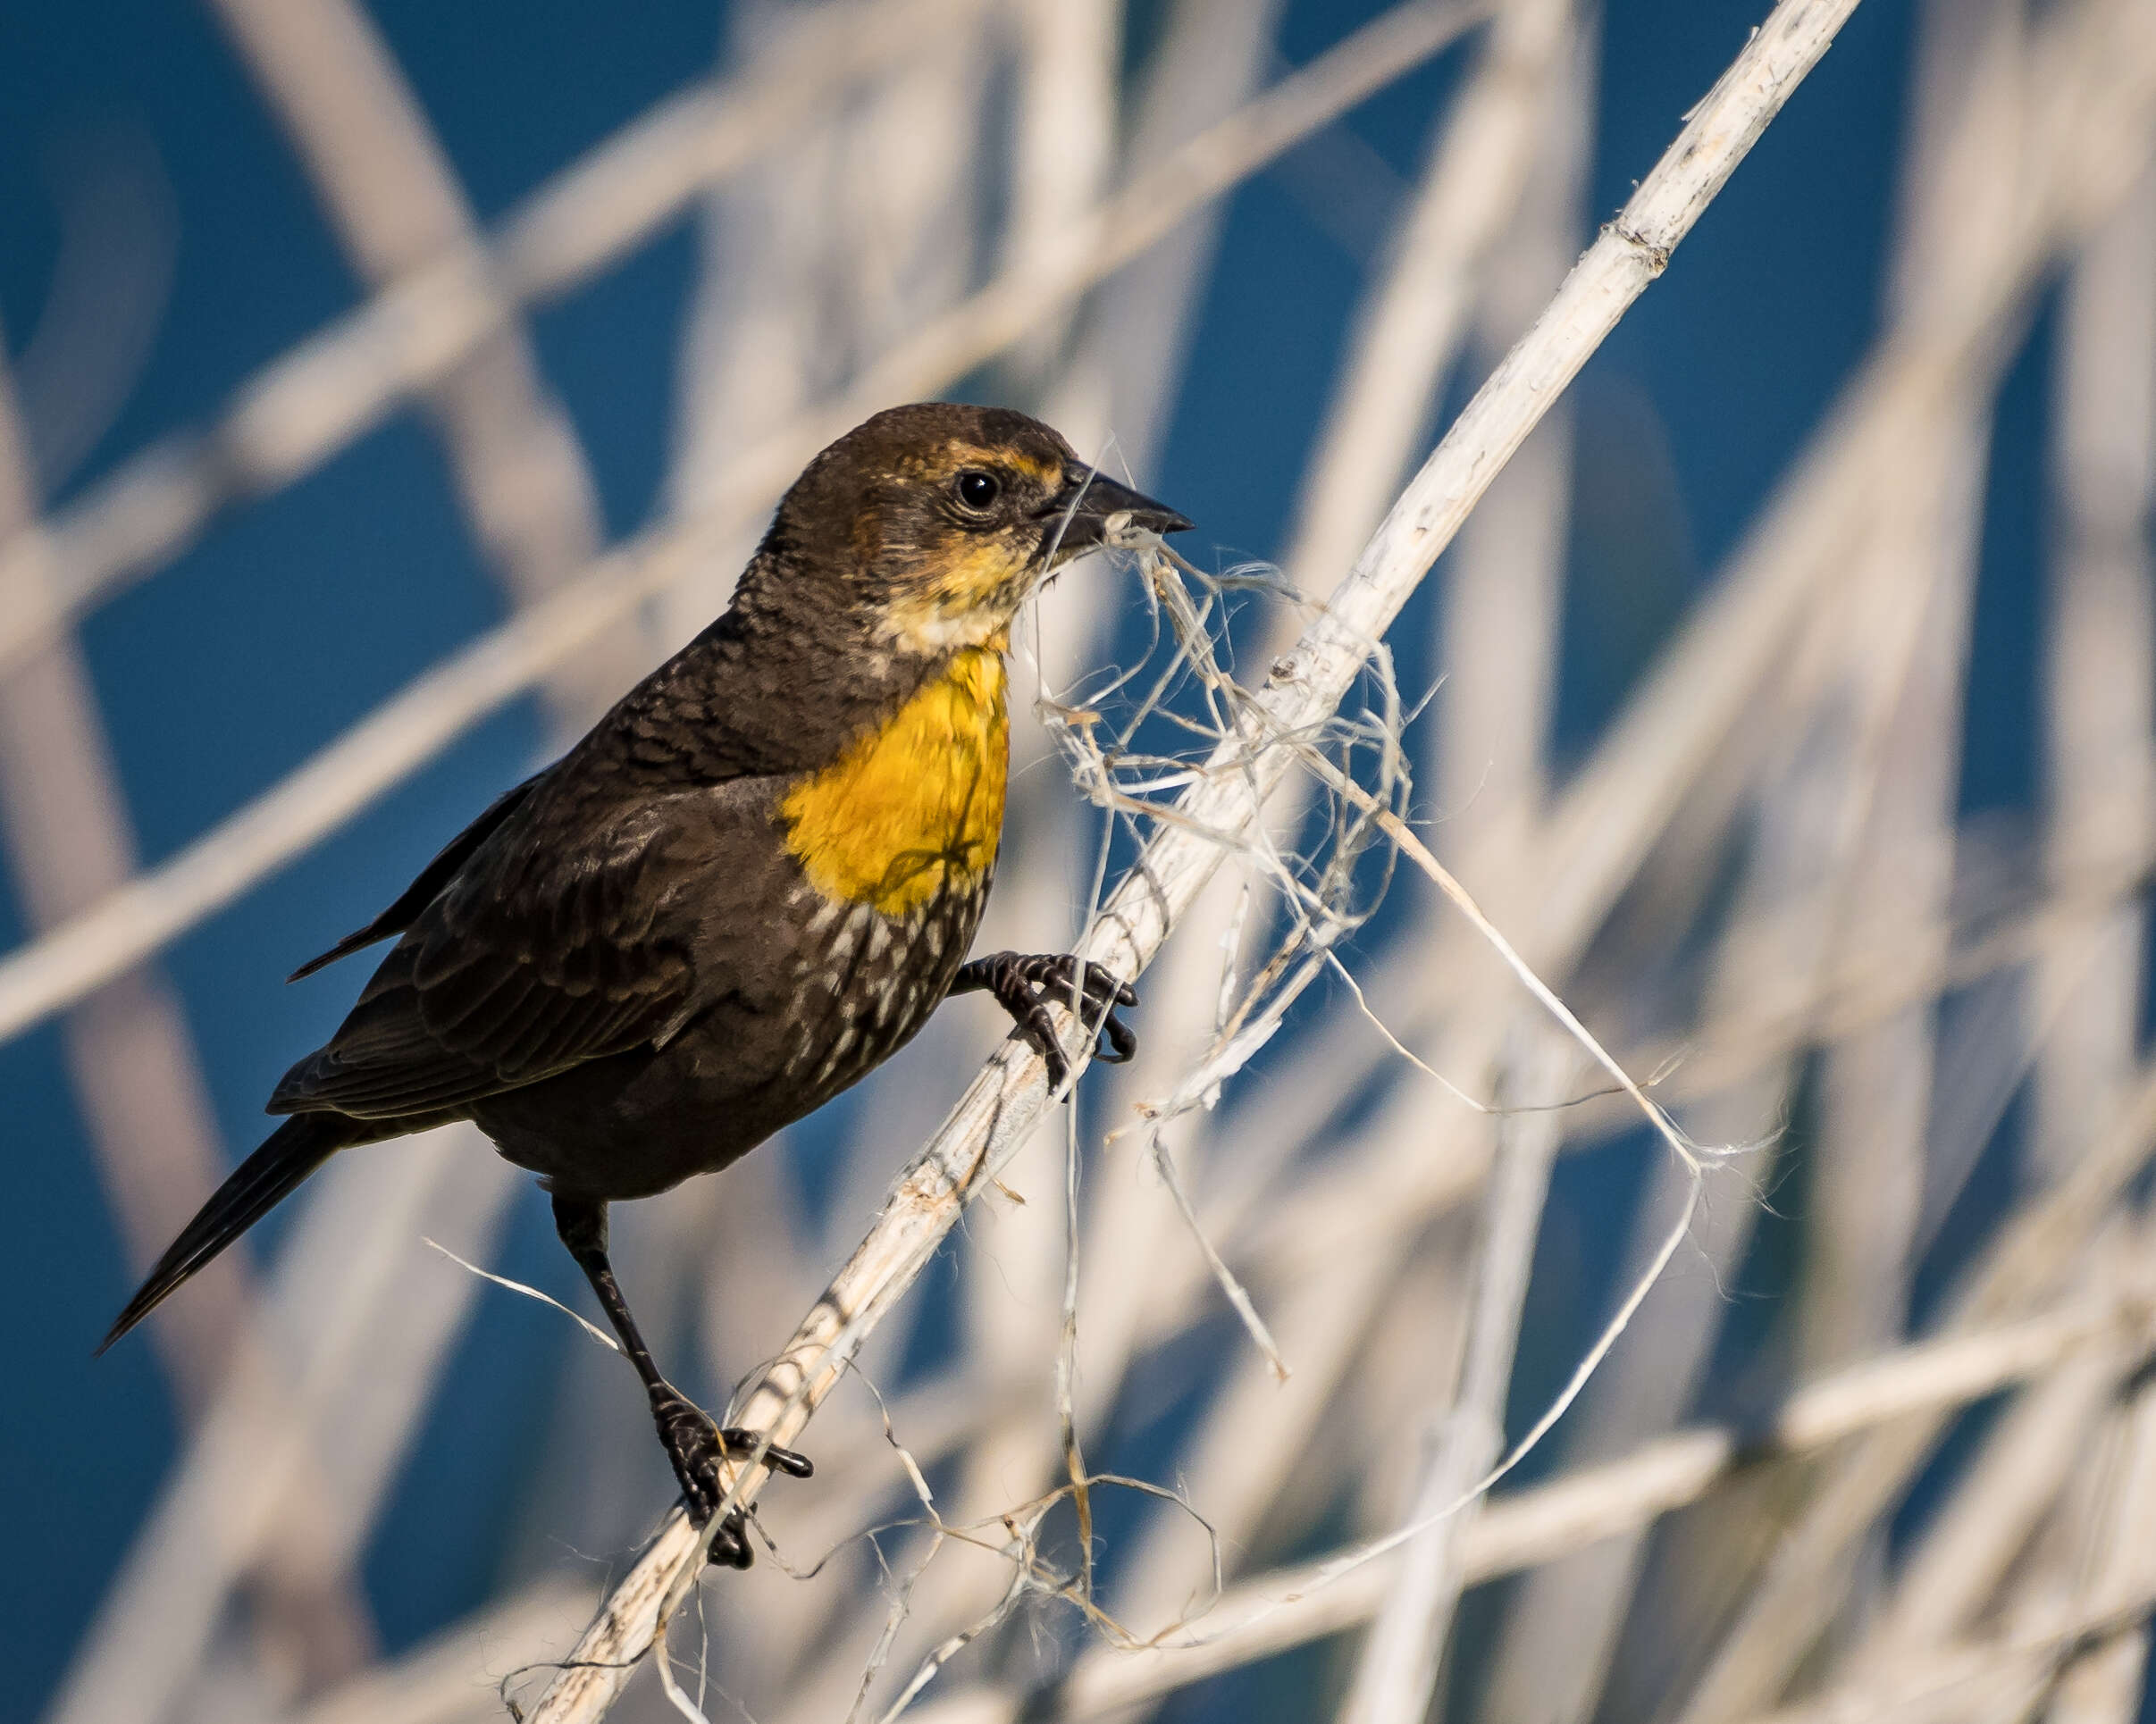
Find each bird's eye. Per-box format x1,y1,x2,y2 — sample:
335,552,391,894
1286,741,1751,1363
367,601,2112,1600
955,469,1002,511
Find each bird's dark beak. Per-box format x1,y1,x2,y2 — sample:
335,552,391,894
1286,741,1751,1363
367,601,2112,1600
1039,468,1194,557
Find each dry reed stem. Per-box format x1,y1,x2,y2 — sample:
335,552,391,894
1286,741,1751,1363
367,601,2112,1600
1659,5,2156,1698
1500,0,2156,1698
1852,1309,2136,1661
2043,1366,2156,1724
1523,0,2156,984
1540,832,2156,1142
899,1283,2156,1724
1473,514,1941,1718
1628,14,2028,1699
1039,0,1288,478
1797,0,2007,1388
0,0,1492,1055
1671,1050,2156,1723
1815,136,2156,1719
292,1582,598,1724
1343,46,1589,1711
2032,149,2156,1185
1429,10,1589,859
1006,0,1119,371
1338,1033,1573,1724
514,8,1864,1712
2026,150,2156,1724
1736,1589,2156,1724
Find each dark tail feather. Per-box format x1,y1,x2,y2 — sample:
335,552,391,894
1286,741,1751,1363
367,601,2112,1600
97,1113,354,1354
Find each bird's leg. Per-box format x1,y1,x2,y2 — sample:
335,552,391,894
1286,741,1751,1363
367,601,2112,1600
550,1193,810,1569
949,951,1138,1091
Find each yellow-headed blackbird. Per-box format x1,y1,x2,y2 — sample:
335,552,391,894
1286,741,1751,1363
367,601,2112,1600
102,403,1190,1563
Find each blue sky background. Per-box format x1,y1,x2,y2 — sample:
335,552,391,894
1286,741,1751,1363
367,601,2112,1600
1,0,2085,1717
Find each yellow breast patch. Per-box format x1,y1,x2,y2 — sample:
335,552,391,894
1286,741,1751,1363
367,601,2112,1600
780,649,1010,917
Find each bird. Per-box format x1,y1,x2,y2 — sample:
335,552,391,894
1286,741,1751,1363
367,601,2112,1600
100,402,1191,1566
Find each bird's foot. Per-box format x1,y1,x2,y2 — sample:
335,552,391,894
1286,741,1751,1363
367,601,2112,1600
651,1391,813,1569
955,951,1137,1091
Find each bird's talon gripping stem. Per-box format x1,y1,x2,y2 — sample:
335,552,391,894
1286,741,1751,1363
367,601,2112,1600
651,1393,812,1568
952,950,1138,1090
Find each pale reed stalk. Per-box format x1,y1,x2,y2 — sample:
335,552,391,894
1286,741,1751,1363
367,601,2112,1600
898,1284,2156,1724
1795,0,2011,1383
1337,1033,1573,1724
1847,1282,2140,1661
2026,148,2156,1724
1736,1590,2156,1724
2029,140,2156,1187
0,356,248,1428
1665,12,2156,1709
2043,1364,2156,1724
1822,121,2156,1724
1674,1054,2156,1722
1641,14,2027,1696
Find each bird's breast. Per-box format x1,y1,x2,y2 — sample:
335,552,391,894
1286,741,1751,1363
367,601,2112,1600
777,647,1009,918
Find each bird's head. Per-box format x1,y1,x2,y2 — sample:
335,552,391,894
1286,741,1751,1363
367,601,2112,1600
756,403,1193,657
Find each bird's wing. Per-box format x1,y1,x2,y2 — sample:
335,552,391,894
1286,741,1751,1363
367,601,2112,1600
288,769,548,981
269,787,732,1120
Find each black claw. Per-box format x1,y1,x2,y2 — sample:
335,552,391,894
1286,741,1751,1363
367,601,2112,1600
708,1515,755,1569
721,1427,813,1479
953,951,1140,1090
652,1393,811,1568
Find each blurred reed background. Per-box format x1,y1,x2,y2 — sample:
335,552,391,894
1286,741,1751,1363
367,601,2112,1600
4,1,2156,1721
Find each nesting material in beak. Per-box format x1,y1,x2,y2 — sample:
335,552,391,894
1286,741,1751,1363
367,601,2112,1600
1040,469,1195,561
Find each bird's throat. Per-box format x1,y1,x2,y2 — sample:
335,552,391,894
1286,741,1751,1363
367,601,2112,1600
779,648,1009,917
